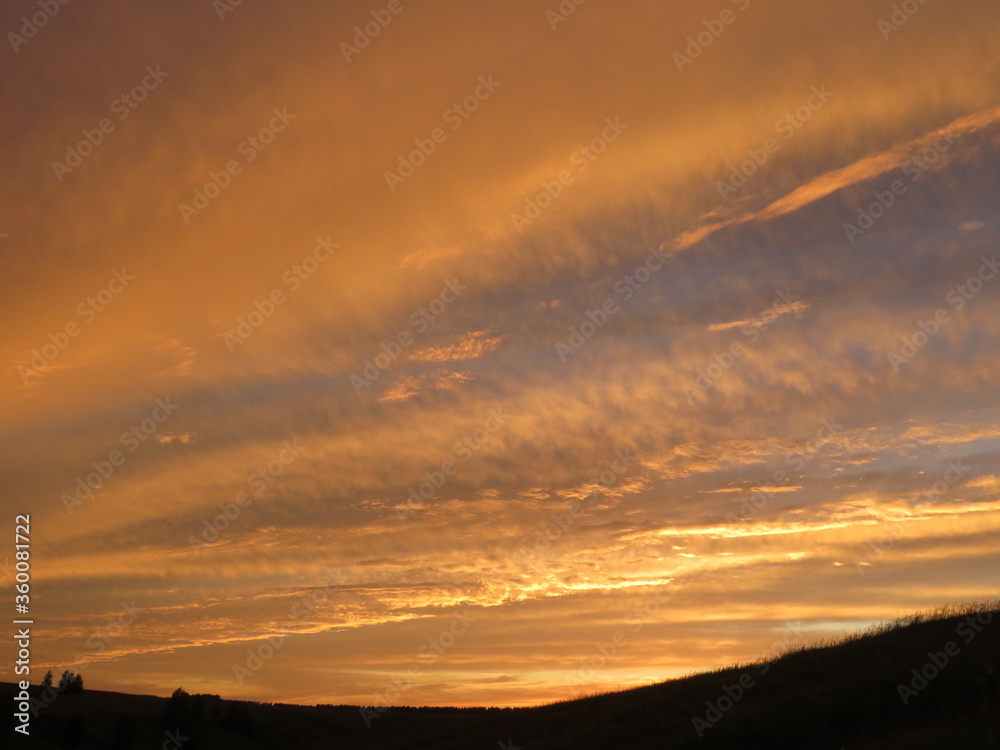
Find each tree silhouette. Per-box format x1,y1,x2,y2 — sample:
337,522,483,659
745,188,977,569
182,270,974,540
165,688,190,724
40,670,53,689
57,670,84,694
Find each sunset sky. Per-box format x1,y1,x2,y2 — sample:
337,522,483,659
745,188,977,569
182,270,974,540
3,0,1000,709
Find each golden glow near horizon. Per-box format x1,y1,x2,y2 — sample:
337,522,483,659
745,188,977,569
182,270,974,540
3,0,1000,708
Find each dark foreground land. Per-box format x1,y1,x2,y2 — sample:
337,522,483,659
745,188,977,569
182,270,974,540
3,604,998,749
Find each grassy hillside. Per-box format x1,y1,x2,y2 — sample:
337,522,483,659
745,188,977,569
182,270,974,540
4,603,998,749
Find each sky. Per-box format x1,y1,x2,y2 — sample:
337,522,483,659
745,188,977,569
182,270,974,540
3,0,1000,709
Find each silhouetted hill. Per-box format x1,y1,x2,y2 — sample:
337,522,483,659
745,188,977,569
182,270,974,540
4,603,997,749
